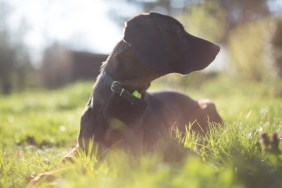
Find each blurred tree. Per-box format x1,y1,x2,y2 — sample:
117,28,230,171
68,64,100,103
272,17,282,78
216,0,270,24
0,1,32,94
0,2,14,94
228,18,275,81
214,0,271,42
106,0,198,25
176,2,227,42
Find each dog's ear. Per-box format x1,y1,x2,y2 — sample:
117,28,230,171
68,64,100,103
123,13,168,70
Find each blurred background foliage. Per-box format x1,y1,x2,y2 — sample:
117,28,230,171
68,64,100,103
0,0,281,94
228,18,275,81
177,2,227,42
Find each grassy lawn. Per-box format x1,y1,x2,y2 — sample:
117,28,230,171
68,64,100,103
0,75,281,188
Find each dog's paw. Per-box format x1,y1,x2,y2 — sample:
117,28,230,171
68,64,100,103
62,146,81,163
28,170,61,186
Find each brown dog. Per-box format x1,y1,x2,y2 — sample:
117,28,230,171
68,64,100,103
69,12,222,156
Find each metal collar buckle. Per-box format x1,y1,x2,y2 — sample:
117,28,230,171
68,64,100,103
104,72,146,107
111,81,120,92
111,81,125,96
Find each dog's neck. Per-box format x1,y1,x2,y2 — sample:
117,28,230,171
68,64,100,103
92,41,151,110
101,40,163,91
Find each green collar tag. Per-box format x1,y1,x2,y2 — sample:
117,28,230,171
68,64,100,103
132,90,142,99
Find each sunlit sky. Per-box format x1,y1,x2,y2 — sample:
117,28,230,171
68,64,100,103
6,0,141,63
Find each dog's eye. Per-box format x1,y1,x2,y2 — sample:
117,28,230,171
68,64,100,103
172,24,182,35
177,28,181,34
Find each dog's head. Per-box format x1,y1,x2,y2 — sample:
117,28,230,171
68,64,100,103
123,12,220,74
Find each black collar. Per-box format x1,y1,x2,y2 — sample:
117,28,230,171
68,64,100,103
101,72,147,107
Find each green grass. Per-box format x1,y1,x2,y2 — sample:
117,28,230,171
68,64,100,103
0,75,281,188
